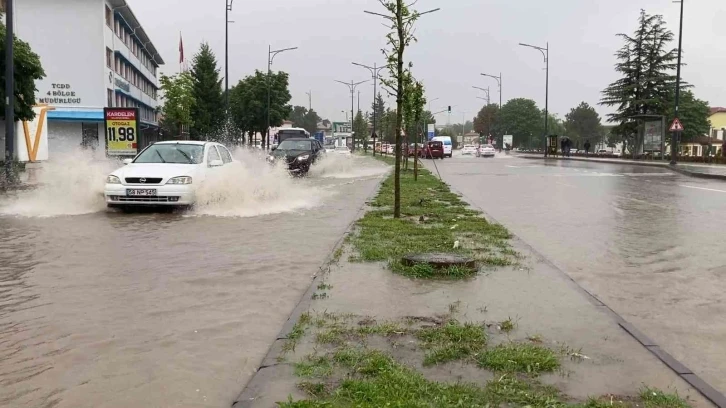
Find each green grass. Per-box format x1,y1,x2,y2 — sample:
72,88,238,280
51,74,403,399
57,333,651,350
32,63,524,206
415,320,488,366
477,343,560,374
499,317,517,333
294,355,333,378
282,312,312,353
640,387,691,408
348,164,513,279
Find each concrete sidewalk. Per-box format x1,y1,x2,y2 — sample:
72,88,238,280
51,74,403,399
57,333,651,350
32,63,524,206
519,154,726,180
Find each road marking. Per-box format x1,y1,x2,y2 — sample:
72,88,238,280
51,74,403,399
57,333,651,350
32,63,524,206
679,184,726,193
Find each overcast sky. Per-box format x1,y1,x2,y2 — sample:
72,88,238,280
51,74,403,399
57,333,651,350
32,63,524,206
129,0,724,125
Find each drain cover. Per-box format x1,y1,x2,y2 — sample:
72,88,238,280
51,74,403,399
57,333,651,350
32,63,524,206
401,253,477,270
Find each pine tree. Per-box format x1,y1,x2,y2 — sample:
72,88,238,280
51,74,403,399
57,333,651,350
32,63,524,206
600,10,678,148
369,92,386,135
190,43,225,141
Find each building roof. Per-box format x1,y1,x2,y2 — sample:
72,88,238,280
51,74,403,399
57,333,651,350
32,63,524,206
108,0,165,66
710,107,726,115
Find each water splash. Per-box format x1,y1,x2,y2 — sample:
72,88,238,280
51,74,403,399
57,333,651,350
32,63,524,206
0,149,118,217
308,153,389,179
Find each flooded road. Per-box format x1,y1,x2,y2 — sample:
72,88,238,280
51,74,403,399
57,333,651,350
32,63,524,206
430,154,726,394
0,152,388,408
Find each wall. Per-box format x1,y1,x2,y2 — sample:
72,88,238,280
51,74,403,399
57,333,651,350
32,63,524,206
15,0,106,109
710,113,726,139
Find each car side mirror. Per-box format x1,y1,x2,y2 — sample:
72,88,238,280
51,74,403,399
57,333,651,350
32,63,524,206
209,159,224,167
122,158,133,165
271,146,277,151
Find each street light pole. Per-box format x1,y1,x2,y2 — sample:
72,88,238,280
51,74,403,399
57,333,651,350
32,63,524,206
481,72,502,150
266,45,297,149
671,0,685,165
306,91,312,111
335,80,368,152
519,42,549,156
4,0,16,182
352,62,386,151
225,0,234,114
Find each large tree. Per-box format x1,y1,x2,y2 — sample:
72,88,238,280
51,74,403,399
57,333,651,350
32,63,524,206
565,102,602,145
301,109,321,136
353,110,368,147
498,98,541,148
289,105,308,127
474,104,500,139
229,70,291,148
0,20,46,122
600,10,678,151
189,43,225,141
159,72,195,138
664,90,710,142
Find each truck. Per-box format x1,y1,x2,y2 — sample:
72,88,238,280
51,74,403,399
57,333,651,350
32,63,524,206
276,128,310,144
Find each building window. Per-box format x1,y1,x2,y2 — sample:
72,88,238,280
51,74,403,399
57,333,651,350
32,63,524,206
106,48,112,68
107,89,114,107
105,6,112,27
115,20,120,37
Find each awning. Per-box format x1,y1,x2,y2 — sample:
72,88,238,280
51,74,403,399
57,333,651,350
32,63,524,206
47,110,104,122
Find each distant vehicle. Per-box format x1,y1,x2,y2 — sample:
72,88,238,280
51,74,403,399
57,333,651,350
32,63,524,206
325,144,337,153
477,144,496,157
267,137,325,175
335,146,351,156
386,145,394,154
104,141,235,208
461,145,477,155
432,136,453,157
424,141,445,159
276,128,310,144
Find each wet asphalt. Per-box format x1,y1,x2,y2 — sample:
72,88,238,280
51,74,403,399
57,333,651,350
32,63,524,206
427,153,726,395
0,156,387,408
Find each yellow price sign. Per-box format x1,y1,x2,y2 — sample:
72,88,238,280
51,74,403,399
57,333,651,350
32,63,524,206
104,107,139,156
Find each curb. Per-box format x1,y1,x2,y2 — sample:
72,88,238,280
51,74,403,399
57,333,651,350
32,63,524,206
519,155,726,181
440,176,726,408
231,171,389,408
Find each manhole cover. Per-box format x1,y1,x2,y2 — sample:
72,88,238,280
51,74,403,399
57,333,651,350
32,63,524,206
402,253,477,270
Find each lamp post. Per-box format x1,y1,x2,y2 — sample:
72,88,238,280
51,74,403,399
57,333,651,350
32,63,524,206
335,79,368,152
671,0,685,165
266,45,297,149
306,90,312,111
481,72,502,150
225,0,234,113
472,86,490,105
5,0,16,182
518,42,549,156
352,62,386,150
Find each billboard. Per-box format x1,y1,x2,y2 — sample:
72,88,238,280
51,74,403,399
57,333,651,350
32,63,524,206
333,122,351,134
503,135,513,149
104,107,139,156
644,121,663,152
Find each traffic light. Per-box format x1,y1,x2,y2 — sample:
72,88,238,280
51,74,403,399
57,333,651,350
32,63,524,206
447,106,451,113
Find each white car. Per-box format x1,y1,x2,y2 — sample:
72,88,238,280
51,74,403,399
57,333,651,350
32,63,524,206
477,144,496,157
104,141,235,207
461,145,478,155
335,146,351,156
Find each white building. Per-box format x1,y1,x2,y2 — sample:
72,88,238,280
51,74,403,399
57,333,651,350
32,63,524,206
2,0,164,155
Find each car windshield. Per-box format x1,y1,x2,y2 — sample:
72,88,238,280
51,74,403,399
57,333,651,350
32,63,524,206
277,140,312,150
134,144,204,164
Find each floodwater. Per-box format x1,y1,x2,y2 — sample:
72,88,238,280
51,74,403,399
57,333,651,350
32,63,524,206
0,150,388,408
432,154,726,394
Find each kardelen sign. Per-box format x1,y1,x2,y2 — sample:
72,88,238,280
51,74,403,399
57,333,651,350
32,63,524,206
104,107,139,156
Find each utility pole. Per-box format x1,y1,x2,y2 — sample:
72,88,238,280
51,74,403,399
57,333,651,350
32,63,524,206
519,42,549,156
481,72,503,151
352,62,386,150
358,91,360,113
671,0,685,165
306,91,312,111
4,0,15,183
266,45,297,149
335,79,368,152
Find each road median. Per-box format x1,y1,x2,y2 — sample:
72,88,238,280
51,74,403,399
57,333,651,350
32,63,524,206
233,158,713,408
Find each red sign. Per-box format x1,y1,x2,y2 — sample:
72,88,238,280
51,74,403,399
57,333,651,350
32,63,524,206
669,118,684,132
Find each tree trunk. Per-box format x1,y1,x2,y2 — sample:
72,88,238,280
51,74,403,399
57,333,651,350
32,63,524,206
393,0,404,219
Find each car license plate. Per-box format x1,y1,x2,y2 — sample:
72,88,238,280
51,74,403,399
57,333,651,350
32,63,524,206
127,189,157,197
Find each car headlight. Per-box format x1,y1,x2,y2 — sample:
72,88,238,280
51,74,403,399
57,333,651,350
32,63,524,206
267,155,275,162
166,176,193,185
297,154,310,161
106,175,121,184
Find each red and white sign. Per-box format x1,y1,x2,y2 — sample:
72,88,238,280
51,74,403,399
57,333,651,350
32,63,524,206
669,118,684,132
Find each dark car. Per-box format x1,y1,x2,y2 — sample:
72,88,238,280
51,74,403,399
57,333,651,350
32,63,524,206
424,141,444,159
267,138,325,175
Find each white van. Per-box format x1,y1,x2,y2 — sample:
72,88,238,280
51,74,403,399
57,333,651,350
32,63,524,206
432,136,452,158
